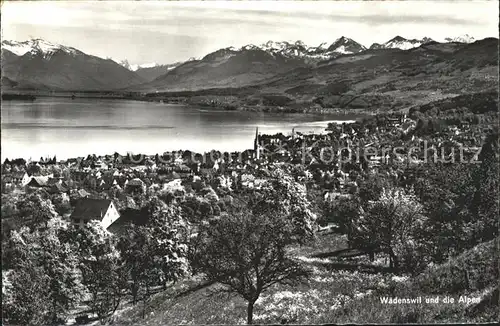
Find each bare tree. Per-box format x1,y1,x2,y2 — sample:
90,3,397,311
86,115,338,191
193,209,310,324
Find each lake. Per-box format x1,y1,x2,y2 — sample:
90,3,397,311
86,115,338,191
1,97,358,160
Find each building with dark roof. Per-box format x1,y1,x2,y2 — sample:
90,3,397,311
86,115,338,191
107,207,149,235
26,176,50,188
70,198,120,229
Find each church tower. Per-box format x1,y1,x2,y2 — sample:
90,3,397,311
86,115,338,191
254,127,260,160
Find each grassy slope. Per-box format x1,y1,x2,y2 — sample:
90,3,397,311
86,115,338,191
321,238,499,324
111,234,498,325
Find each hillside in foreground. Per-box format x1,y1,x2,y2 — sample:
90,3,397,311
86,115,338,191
111,235,498,325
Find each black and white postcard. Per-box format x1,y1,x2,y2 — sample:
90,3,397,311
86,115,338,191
1,1,498,325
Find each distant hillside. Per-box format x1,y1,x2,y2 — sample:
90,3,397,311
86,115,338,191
131,37,372,92
132,47,308,92
133,37,495,99
1,39,146,91
117,60,183,82
2,36,493,97
251,38,498,110
144,38,498,113
134,63,181,82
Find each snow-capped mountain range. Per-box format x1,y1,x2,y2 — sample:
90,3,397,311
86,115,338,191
222,36,367,63
370,36,435,50
444,34,475,43
1,39,146,90
1,39,82,59
118,60,163,71
1,34,480,90
2,34,477,69
117,34,476,71
371,35,476,50
197,34,474,64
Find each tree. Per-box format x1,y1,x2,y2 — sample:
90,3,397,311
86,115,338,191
357,173,392,203
413,163,476,262
180,194,217,223
118,227,148,305
245,169,317,243
72,222,126,323
471,132,499,242
2,262,50,326
16,191,58,228
118,206,189,312
146,199,190,289
351,188,427,274
37,218,84,324
193,209,310,324
321,196,360,234
51,193,72,216
26,163,42,175
2,218,83,325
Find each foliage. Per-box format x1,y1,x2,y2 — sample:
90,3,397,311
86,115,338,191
357,173,393,203
321,196,360,233
2,264,50,326
180,193,217,223
118,200,189,308
245,169,317,243
51,193,72,216
261,94,294,106
1,194,20,219
411,132,499,263
471,132,499,242
413,163,476,262
16,191,58,228
351,188,427,274
2,218,83,325
72,222,126,322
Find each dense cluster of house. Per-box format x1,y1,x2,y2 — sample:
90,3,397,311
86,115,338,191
1,112,492,232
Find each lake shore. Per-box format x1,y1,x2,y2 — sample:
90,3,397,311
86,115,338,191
1,90,375,116
1,97,360,161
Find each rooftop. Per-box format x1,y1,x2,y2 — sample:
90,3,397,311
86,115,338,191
70,198,112,220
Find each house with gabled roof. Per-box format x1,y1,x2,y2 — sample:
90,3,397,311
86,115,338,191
70,198,120,229
26,176,50,188
107,207,149,235
13,172,31,186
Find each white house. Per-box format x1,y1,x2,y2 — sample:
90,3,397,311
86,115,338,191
70,198,120,229
19,172,31,186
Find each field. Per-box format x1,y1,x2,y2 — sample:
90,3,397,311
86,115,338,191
111,233,498,325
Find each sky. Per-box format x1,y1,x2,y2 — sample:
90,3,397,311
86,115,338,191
1,0,498,65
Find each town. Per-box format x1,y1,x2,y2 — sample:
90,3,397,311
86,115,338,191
2,89,498,324
2,97,495,234
2,1,498,324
